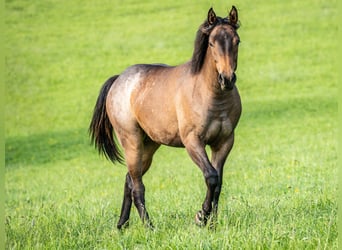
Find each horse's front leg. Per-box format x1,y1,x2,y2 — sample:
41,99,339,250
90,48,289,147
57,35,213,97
209,133,235,229
183,135,218,227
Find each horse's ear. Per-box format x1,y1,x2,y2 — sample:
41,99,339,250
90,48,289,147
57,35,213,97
207,8,217,25
228,5,239,28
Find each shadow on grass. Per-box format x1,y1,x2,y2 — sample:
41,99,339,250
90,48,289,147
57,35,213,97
5,128,95,168
6,96,336,169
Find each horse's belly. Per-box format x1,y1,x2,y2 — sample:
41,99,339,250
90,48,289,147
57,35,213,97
129,72,183,146
139,119,184,147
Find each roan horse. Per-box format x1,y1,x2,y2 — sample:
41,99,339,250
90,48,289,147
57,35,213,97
89,6,241,229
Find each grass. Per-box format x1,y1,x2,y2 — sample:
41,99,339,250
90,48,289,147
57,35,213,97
5,0,337,249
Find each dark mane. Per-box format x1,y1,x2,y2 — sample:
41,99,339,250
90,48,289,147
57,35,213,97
190,23,210,75
190,17,230,75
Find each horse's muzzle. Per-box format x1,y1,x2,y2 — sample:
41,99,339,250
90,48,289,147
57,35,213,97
218,73,236,91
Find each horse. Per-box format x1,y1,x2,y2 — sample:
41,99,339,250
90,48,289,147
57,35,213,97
89,6,241,229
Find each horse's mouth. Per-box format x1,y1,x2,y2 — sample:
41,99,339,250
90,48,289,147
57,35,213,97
218,73,236,91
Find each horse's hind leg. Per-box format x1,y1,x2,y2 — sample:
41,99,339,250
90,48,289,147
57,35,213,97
117,173,133,229
117,136,160,229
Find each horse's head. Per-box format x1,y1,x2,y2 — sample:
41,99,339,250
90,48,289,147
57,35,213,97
202,7,240,91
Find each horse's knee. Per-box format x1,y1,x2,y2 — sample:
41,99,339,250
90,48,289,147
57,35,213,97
205,173,219,190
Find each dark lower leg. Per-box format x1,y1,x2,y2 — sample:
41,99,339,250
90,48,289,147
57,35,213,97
212,185,221,215
195,173,218,226
208,184,222,229
132,182,153,228
117,173,133,229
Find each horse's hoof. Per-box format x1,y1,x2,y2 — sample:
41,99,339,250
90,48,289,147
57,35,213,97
209,220,218,231
117,221,129,230
145,221,155,231
195,210,207,227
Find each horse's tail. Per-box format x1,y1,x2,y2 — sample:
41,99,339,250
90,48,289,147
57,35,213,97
89,75,124,164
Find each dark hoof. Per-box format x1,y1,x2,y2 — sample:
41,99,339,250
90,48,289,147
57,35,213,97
195,210,207,227
145,221,155,230
117,221,129,230
209,219,218,231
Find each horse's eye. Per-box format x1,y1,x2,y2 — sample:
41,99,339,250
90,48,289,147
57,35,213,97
209,42,214,47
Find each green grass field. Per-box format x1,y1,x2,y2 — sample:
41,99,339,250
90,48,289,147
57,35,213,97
5,0,338,249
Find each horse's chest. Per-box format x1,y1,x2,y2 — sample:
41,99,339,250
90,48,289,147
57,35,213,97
205,115,233,143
